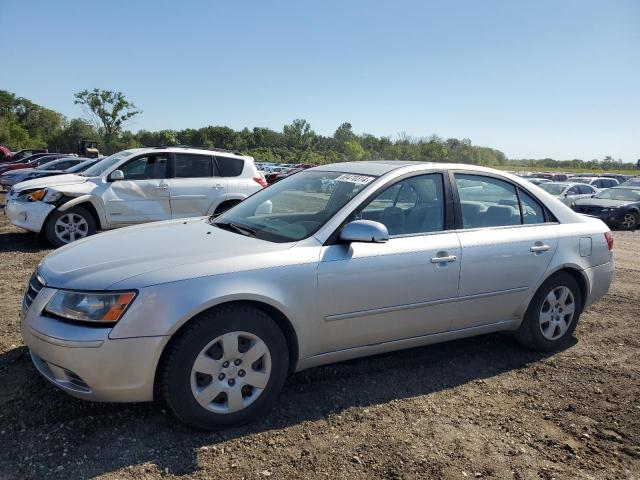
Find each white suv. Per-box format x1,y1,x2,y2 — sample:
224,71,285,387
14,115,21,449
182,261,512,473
6,147,266,246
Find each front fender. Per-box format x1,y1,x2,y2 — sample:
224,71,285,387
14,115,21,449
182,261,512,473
58,195,108,229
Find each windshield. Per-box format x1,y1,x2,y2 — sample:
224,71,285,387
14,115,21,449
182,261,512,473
539,183,567,195
214,170,377,242
594,188,640,201
80,150,136,177
65,159,95,173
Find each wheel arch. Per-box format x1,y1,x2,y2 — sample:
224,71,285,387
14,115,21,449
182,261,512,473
153,299,299,398
56,195,106,229
535,265,589,312
211,197,245,215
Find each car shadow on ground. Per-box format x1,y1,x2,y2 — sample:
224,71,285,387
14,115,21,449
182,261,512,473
0,333,576,478
0,231,49,253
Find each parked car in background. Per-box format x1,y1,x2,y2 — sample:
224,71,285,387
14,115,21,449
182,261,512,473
569,177,619,191
0,153,68,176
6,147,265,246
538,182,597,206
572,186,640,230
20,162,613,429
0,145,12,161
601,174,630,184
2,148,48,163
0,157,92,188
620,177,640,188
526,177,552,186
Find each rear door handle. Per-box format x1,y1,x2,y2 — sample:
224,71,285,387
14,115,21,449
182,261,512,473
431,255,457,263
156,184,169,190
530,245,550,252
212,184,225,189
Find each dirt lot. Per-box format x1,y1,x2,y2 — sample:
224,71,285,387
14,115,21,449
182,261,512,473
0,196,638,480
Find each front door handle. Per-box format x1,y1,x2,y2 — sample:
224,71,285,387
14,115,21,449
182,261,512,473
431,255,457,263
212,184,225,189
530,244,550,253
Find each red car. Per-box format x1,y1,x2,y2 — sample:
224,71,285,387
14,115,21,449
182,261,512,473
0,145,12,162
0,148,48,163
0,153,66,175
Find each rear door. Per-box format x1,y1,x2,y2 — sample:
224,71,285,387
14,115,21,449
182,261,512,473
452,172,559,329
103,153,171,225
215,155,248,195
166,153,227,218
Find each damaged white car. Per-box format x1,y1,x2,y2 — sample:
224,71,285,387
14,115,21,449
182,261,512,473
6,147,266,246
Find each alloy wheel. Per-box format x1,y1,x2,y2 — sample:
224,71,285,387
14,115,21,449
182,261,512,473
539,286,575,340
621,213,637,229
54,213,89,244
190,331,272,414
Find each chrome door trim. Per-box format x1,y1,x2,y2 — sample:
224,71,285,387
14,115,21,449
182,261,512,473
324,286,528,322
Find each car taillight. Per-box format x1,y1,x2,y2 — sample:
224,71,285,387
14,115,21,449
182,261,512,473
253,176,267,188
604,231,614,251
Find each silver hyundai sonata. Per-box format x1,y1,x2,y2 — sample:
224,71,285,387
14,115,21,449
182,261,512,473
21,161,614,429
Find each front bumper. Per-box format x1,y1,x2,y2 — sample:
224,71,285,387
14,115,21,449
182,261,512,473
21,286,167,402
575,210,629,228
5,199,54,233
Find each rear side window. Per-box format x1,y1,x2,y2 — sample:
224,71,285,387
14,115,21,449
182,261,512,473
578,185,594,194
174,154,213,178
215,155,244,177
518,188,545,225
455,174,547,228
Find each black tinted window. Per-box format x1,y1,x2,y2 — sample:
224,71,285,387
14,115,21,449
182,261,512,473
120,155,169,180
215,156,244,177
174,154,213,178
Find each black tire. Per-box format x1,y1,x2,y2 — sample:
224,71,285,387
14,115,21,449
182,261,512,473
44,206,97,247
514,272,582,352
160,305,289,430
619,211,638,231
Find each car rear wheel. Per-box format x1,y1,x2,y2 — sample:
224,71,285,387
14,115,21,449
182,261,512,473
45,206,97,247
620,212,638,230
160,305,289,430
515,272,582,351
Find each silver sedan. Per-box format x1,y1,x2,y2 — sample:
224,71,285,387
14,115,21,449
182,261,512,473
21,161,614,429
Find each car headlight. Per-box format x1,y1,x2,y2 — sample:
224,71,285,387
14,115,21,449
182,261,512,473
23,189,63,203
44,290,137,324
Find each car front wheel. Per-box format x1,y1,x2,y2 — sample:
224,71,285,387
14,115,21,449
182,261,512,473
45,206,97,247
160,305,289,430
515,272,582,351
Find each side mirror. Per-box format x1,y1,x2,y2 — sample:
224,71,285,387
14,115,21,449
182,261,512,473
340,220,389,243
109,169,124,181
255,200,273,215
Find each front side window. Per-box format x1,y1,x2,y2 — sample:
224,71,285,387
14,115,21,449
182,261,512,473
455,174,547,228
214,170,376,242
120,155,169,180
578,185,594,194
358,174,444,235
174,154,212,178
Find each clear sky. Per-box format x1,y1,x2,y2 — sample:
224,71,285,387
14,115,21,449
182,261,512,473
1,0,638,161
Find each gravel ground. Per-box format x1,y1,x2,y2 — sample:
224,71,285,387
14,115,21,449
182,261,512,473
0,194,638,480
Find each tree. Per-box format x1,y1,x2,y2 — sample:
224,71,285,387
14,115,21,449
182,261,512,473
74,89,141,150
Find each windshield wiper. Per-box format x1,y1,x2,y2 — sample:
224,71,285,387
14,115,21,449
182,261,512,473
213,221,257,237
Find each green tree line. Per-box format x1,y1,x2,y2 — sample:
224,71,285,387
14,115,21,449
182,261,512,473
0,89,635,170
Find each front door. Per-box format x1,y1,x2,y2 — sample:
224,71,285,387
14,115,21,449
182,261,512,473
103,154,172,225
317,173,461,353
452,173,559,329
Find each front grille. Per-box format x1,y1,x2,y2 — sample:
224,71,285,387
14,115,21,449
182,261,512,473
577,206,604,214
24,272,44,310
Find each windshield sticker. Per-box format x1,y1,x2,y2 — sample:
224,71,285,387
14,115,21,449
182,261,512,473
335,174,375,185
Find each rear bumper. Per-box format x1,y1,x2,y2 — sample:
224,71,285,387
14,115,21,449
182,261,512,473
5,199,54,233
583,261,614,309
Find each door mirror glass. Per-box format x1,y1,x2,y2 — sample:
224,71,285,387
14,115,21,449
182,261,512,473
255,200,273,215
340,220,389,243
109,169,124,181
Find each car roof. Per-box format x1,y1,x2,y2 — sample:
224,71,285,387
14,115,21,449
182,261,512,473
128,146,250,160
313,160,508,176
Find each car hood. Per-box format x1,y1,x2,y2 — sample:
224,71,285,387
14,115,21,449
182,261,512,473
11,174,88,192
38,217,299,290
573,198,636,208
